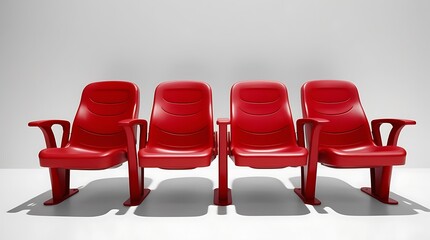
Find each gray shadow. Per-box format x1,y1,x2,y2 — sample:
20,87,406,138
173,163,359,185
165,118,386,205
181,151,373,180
217,206,227,215
134,177,213,217
290,176,430,216
232,177,310,216
8,177,152,217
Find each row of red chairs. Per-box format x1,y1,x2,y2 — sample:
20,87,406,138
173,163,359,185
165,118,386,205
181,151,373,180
29,80,415,207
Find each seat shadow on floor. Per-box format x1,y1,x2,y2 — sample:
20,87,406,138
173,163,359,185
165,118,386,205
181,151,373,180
290,176,430,216
232,177,310,216
8,177,152,217
134,177,213,217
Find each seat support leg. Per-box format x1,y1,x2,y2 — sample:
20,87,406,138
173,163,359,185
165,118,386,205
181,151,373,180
44,168,79,205
213,151,232,205
213,156,232,206
361,166,398,204
214,122,232,206
294,164,321,205
124,167,150,206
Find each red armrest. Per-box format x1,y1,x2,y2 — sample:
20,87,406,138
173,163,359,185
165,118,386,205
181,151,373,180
118,119,148,174
296,118,328,147
119,119,148,149
217,118,230,125
371,118,416,146
28,120,70,148
296,118,328,165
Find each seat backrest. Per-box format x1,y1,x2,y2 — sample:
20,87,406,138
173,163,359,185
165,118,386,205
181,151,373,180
147,81,214,150
230,81,298,150
70,81,139,149
301,80,373,148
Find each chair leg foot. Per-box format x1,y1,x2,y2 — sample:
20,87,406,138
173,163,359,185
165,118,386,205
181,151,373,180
123,189,151,206
44,188,79,205
294,188,321,205
213,188,232,206
361,187,398,205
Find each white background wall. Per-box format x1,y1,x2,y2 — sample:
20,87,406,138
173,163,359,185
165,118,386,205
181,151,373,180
1,0,429,168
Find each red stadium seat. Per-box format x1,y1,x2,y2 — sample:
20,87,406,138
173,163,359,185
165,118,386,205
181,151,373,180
29,81,140,205
120,81,217,206
300,80,416,204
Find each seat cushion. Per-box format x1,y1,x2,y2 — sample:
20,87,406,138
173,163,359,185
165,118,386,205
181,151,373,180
39,145,127,170
231,146,308,169
319,145,406,168
138,147,215,169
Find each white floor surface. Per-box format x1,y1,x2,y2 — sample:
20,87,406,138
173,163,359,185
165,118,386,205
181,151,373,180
1,164,429,240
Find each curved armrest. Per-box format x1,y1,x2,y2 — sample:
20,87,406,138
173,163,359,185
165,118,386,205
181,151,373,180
296,118,328,165
296,118,328,147
119,119,148,175
28,120,70,148
119,119,148,149
371,118,416,146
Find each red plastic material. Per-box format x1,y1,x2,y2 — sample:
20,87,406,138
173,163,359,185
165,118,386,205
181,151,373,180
121,81,217,206
29,81,139,205
301,80,416,204
214,81,326,206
